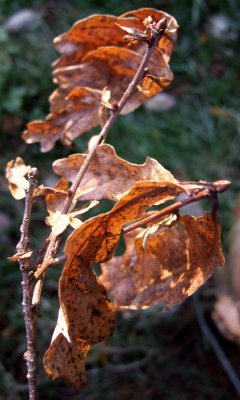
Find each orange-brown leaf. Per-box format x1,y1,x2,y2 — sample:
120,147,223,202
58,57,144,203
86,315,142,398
53,15,126,68
44,180,184,387
23,9,178,151
100,214,225,309
53,45,173,114
119,8,178,62
23,87,102,152
44,307,91,388
53,144,177,201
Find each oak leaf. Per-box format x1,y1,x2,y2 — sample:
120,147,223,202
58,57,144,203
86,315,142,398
53,144,177,201
53,45,173,115
100,214,225,309
44,180,185,388
23,87,102,152
23,8,178,151
53,9,177,68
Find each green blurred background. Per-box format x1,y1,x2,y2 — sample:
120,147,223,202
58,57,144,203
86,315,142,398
0,1,240,399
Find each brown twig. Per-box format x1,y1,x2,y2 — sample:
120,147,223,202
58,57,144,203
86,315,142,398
122,180,231,234
34,255,66,280
34,179,231,280
61,18,168,214
33,19,168,287
16,168,39,400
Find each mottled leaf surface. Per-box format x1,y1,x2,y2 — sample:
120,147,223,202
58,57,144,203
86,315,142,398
23,8,178,151
44,180,184,388
53,144,177,201
100,214,225,309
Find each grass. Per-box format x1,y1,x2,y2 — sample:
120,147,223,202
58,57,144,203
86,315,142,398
0,0,240,398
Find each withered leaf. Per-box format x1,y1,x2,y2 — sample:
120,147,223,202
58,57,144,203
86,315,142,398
119,8,178,62
23,87,102,152
53,15,126,68
100,214,225,309
53,45,173,115
45,178,69,213
5,157,31,200
53,144,177,201
45,178,98,234
44,307,91,388
44,180,184,388
54,9,178,68
23,9,178,151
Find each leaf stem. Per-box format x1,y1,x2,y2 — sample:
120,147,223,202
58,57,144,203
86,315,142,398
16,168,39,400
122,180,231,234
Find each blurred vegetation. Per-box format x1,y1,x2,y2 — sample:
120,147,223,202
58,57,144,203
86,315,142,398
0,0,240,399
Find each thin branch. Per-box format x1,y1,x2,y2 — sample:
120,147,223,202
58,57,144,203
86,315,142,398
34,255,66,280
16,168,39,400
33,19,168,287
193,296,240,396
61,19,168,215
122,180,231,234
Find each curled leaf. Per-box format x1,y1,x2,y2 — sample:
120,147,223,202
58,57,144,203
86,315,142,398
100,214,225,309
44,180,184,388
23,87,102,152
22,8,178,151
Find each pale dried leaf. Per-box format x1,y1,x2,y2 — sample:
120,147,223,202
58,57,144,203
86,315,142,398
5,158,31,200
47,211,70,236
9,251,33,262
53,144,177,201
45,178,69,213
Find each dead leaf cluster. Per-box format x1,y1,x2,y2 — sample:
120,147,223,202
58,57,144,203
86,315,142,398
43,177,224,388
5,7,229,393
22,8,178,151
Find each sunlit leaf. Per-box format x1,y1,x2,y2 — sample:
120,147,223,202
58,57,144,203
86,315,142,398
53,144,177,201
5,157,31,200
100,214,225,309
44,180,184,387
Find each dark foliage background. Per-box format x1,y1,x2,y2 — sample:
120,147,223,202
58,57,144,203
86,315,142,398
0,1,239,399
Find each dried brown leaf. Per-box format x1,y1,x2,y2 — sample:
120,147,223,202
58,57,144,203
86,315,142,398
54,10,178,68
23,9,178,151
100,214,225,309
119,8,178,62
45,178,69,213
44,180,184,387
53,15,126,68
53,45,173,114
53,144,177,201
5,157,31,200
44,307,91,388
23,87,102,152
